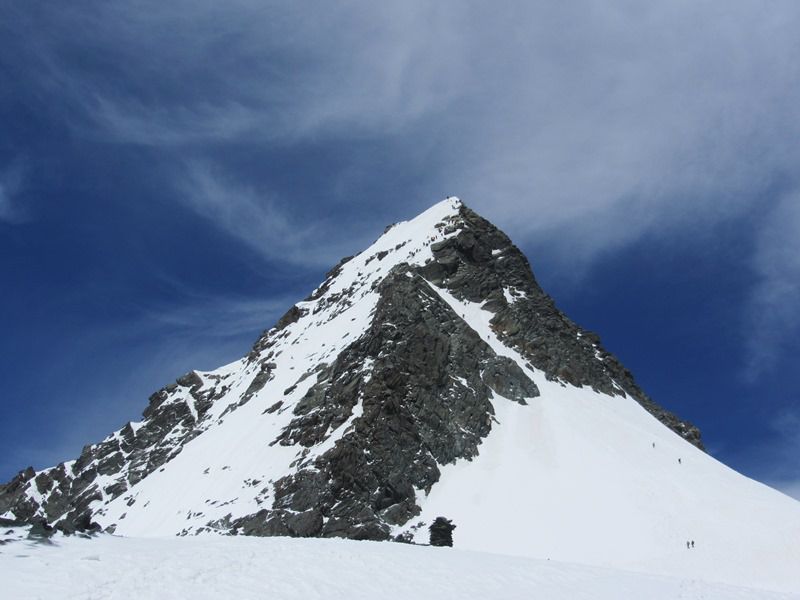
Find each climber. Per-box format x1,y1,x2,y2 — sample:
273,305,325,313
691,540,695,548
686,541,690,549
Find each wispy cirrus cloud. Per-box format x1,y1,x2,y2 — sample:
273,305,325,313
15,3,800,240
7,1,800,374
177,161,373,268
133,290,295,345
10,1,465,146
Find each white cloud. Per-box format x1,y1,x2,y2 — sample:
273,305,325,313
30,2,467,145
16,1,800,371
178,161,370,267
35,3,800,242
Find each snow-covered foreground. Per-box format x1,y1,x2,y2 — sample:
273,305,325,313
1,533,795,600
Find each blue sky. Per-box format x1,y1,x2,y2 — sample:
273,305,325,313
1,2,799,498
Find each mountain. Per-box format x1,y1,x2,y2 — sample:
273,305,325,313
1,198,798,592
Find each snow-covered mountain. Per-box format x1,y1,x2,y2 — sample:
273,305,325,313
2,198,799,593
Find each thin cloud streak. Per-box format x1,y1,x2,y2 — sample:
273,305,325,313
178,161,371,268
134,293,295,346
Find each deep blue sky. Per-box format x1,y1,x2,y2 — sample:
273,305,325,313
1,2,798,499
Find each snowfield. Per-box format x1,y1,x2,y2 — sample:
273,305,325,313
1,533,796,600
398,282,800,594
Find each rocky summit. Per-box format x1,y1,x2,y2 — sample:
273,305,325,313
0,198,703,540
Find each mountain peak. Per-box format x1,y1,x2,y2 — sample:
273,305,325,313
0,197,752,552
1,197,703,541
11,197,800,594
304,196,466,302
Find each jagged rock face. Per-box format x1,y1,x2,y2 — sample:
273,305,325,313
420,207,703,447
0,370,230,532
239,270,539,540
0,198,702,538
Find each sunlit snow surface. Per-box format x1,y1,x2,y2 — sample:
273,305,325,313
1,534,796,600
401,280,800,594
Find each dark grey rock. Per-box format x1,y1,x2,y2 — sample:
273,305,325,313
429,516,456,547
176,371,203,389
422,205,704,449
240,361,275,404
481,356,539,404
27,518,54,539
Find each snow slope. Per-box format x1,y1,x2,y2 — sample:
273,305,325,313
0,533,795,600
396,282,800,594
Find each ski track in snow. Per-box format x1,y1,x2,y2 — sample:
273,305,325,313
0,534,795,600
